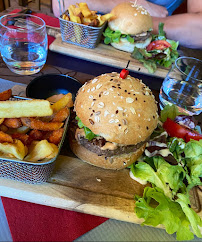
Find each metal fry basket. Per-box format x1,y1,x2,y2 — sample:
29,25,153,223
0,96,69,184
59,16,106,49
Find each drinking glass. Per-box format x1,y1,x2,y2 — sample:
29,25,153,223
159,56,202,115
0,13,48,75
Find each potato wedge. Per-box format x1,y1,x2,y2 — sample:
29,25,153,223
0,140,27,160
51,93,73,113
0,131,13,143
24,140,55,162
0,89,12,101
46,143,59,159
0,100,53,118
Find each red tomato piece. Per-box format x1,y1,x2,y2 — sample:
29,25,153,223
163,118,202,142
120,69,129,79
146,40,171,51
163,118,188,139
185,131,202,142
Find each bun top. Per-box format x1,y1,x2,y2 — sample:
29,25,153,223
74,72,158,145
108,2,153,35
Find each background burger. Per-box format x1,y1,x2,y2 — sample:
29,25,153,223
103,2,153,53
69,72,158,170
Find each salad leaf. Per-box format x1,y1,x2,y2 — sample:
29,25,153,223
160,104,187,122
135,187,202,241
184,140,202,187
167,137,186,162
103,27,135,45
75,116,97,141
131,22,179,73
131,156,186,199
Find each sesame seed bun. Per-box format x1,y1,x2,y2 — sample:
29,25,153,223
69,138,146,170
108,2,153,35
74,72,158,146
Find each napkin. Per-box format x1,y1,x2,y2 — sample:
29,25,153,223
2,197,108,242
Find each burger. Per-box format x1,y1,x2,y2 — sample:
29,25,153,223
69,72,158,170
103,2,153,53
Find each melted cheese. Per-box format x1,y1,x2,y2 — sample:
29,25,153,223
145,148,172,157
101,142,118,150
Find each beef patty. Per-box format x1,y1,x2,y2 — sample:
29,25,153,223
76,130,146,157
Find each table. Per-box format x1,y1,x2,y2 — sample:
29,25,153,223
0,8,202,242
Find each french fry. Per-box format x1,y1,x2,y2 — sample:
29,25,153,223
3,118,22,129
68,5,81,23
51,107,70,122
11,133,32,146
29,129,44,141
21,117,63,131
24,140,55,162
97,13,114,26
0,140,27,160
0,100,53,118
51,93,73,113
47,128,64,145
0,118,4,125
0,131,13,143
79,3,92,17
0,89,12,101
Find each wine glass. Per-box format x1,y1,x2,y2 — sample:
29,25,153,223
159,56,202,115
0,13,48,75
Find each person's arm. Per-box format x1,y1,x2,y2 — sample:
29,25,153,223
152,0,202,49
52,0,168,17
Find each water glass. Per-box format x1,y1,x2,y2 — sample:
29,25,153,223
0,13,48,75
159,56,202,115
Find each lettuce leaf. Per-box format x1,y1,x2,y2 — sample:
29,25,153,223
160,104,188,122
103,27,134,44
135,187,202,241
75,116,97,141
131,156,186,199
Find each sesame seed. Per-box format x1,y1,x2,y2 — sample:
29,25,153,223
104,110,110,117
89,119,94,125
115,110,119,114
126,97,134,103
117,107,123,110
130,107,136,114
109,119,115,123
122,119,127,125
103,91,109,95
95,115,100,123
146,126,149,130
96,83,102,89
114,119,119,123
91,102,95,107
111,114,115,117
89,95,93,99
95,111,101,115
98,102,105,108
91,87,95,91
87,89,90,93
92,78,98,84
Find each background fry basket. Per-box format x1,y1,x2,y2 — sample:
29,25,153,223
0,96,69,184
59,16,106,49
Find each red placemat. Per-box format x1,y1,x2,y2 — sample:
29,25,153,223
2,197,108,242
10,9,60,47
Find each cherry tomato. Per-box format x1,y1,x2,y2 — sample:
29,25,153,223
146,40,171,51
163,118,202,142
120,69,129,79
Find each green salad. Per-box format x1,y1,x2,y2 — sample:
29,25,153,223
130,105,202,241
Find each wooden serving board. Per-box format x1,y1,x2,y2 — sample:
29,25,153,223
49,37,169,79
0,151,202,225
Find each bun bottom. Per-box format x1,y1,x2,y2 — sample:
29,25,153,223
111,36,152,53
69,139,146,170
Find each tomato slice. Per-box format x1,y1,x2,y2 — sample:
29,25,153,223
146,40,171,51
163,118,202,142
120,69,129,79
185,131,202,142
163,118,188,139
